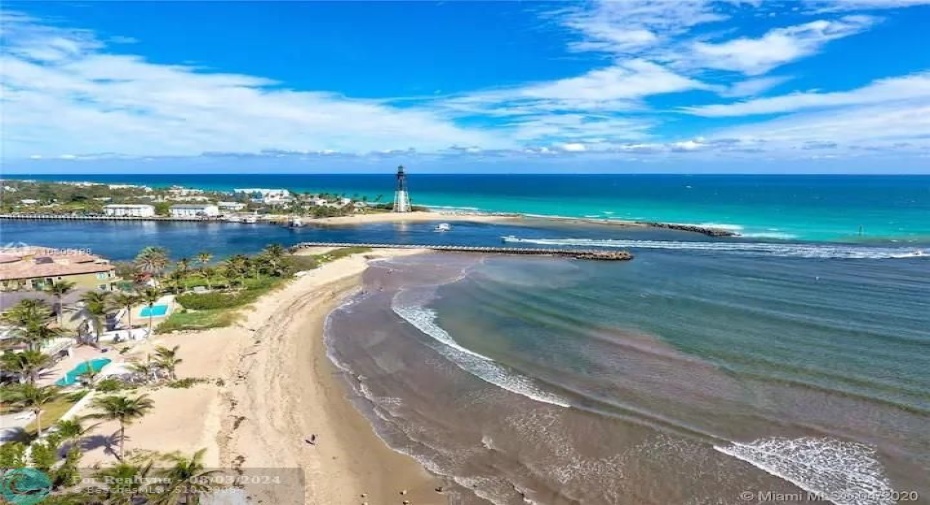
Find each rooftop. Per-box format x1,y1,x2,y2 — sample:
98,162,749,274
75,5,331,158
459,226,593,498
0,246,114,281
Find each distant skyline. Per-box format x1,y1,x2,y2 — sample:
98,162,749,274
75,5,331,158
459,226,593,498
2,1,930,174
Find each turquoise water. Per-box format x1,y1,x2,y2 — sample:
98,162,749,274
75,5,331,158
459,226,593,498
55,358,112,386
140,305,169,317
13,174,930,242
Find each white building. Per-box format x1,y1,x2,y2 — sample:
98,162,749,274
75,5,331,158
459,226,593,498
233,188,291,204
104,204,156,217
217,201,247,211
169,204,219,218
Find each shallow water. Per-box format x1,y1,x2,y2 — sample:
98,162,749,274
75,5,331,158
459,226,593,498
326,251,930,504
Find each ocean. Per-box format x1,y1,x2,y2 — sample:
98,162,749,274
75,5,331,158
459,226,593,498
2,174,928,504
9,174,930,242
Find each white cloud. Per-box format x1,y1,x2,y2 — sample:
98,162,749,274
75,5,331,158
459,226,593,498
688,16,876,75
520,59,707,101
714,102,930,148
0,12,509,158
686,72,930,116
721,76,792,97
804,0,930,12
559,142,587,152
560,0,727,54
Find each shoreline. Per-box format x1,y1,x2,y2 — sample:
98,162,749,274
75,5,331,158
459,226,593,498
216,248,442,504
76,249,443,503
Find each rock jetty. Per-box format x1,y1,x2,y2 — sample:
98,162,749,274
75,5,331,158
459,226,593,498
638,221,736,237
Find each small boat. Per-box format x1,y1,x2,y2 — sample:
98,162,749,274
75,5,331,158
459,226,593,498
287,217,304,228
434,223,452,232
242,214,258,224
501,235,517,243
225,216,241,223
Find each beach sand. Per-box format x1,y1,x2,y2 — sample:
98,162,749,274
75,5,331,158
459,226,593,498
79,248,444,504
311,210,519,226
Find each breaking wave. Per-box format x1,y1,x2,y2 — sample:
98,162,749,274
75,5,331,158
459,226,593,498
714,437,895,505
501,237,927,260
391,299,571,408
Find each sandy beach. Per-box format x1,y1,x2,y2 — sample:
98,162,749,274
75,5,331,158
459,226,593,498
311,210,520,226
79,248,444,504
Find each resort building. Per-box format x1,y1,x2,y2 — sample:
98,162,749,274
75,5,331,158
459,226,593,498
233,188,291,205
0,246,117,292
104,204,156,217
169,204,220,218
218,201,247,212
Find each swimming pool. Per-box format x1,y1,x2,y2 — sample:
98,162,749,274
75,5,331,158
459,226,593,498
140,304,169,317
55,358,112,386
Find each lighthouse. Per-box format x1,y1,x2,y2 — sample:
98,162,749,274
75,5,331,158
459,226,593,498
392,165,412,213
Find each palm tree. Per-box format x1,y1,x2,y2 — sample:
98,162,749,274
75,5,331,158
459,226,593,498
56,418,99,443
9,384,62,437
134,246,170,278
196,252,213,289
1,298,54,327
222,256,247,288
262,244,288,277
46,280,77,325
1,299,57,351
108,292,141,330
84,394,155,460
140,288,162,336
154,345,182,381
128,355,158,384
166,270,185,294
199,266,216,290
95,460,154,504
156,448,222,505
1,350,52,384
79,291,111,345
8,320,64,352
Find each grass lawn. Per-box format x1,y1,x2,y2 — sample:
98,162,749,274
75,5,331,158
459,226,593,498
155,309,240,334
23,397,80,437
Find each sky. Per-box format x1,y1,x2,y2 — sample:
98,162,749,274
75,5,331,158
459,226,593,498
2,0,930,174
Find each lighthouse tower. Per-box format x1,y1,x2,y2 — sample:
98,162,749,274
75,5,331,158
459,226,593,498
392,165,412,213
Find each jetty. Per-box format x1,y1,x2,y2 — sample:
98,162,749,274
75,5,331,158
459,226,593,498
292,242,633,261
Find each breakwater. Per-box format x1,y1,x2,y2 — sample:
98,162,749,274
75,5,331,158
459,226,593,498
637,221,737,237
292,242,633,261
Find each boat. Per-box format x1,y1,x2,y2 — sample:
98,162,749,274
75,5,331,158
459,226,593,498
287,217,304,228
501,235,518,243
242,214,258,224
225,215,241,223
434,223,452,232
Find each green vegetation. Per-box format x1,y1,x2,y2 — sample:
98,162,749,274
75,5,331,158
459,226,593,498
154,309,240,333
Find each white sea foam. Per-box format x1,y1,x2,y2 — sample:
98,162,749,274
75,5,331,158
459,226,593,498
502,236,927,260
391,299,570,408
739,232,799,240
714,437,894,505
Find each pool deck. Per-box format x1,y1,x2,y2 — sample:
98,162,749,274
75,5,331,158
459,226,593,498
37,346,119,387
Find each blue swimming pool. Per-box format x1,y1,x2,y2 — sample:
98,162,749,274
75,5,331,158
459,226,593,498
55,358,112,386
140,304,169,317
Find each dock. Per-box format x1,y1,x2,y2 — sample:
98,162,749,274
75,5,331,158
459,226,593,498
292,242,633,261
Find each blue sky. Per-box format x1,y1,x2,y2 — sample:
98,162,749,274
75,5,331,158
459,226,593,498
2,1,929,174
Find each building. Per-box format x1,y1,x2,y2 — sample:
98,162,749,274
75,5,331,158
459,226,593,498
0,246,117,292
217,201,247,212
169,204,220,218
104,204,155,217
393,165,411,212
233,188,291,205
